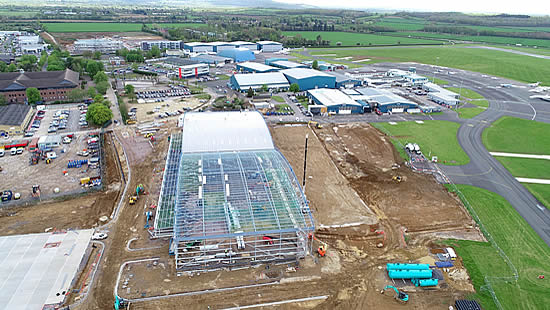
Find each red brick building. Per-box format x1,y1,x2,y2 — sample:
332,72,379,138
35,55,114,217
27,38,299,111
0,69,79,103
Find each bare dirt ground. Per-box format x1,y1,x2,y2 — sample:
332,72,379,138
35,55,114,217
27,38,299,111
73,122,481,310
0,132,122,236
53,32,162,48
0,133,98,200
125,97,202,123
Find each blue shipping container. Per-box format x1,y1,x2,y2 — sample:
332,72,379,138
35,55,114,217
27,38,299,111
435,261,454,268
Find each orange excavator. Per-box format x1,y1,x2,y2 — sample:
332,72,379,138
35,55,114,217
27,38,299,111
308,233,328,257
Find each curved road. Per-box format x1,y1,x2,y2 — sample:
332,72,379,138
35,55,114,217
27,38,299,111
374,63,550,247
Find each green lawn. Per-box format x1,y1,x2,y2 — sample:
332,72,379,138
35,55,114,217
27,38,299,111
216,74,230,80
283,31,440,46
391,31,550,48
523,184,550,210
275,103,290,112
457,107,486,119
445,184,550,310
372,120,468,165
272,95,285,103
483,117,550,154
446,87,485,99
42,22,205,32
310,46,550,85
431,77,449,85
494,157,550,179
194,93,211,101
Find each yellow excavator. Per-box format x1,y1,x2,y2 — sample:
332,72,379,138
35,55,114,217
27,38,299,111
392,175,402,183
308,121,323,129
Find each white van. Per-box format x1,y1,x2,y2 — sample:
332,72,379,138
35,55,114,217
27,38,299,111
0,149,4,157
10,148,17,156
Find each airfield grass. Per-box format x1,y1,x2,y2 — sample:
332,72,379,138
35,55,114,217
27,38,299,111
482,116,550,155
391,31,550,48
457,107,486,119
445,184,550,310
446,87,485,99
282,31,439,46
42,22,205,32
523,184,550,210
372,120,468,165
469,99,489,108
494,157,550,179
309,46,550,85
431,77,449,85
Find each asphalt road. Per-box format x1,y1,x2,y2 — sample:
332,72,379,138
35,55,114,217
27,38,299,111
373,62,550,247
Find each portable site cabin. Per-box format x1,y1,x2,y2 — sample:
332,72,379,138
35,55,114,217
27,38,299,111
446,247,457,260
38,135,61,150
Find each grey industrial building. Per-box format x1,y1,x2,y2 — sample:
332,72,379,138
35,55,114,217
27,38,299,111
307,88,365,114
422,82,460,106
236,62,279,73
141,40,184,51
281,68,336,91
355,88,418,113
229,72,290,92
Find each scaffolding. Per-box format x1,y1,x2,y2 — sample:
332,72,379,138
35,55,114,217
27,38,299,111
153,132,182,237
173,150,314,271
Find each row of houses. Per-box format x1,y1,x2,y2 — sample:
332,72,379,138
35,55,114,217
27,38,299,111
140,40,283,53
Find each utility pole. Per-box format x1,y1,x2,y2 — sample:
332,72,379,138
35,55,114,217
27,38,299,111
302,134,309,192
432,57,439,83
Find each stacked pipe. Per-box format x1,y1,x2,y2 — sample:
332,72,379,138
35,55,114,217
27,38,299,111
386,263,438,287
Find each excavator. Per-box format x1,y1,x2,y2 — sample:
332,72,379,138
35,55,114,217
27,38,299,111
392,175,402,183
381,285,409,302
308,233,328,257
114,296,128,309
129,184,145,205
308,121,323,129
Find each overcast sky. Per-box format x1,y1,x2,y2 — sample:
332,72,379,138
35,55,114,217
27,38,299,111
274,0,550,15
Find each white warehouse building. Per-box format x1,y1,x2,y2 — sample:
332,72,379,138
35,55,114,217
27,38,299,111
423,82,460,106
176,63,210,78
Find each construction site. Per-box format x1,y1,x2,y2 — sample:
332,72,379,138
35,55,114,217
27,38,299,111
0,110,483,309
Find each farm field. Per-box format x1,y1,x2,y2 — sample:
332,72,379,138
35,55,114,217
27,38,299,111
482,116,550,154
445,184,550,310
282,31,440,46
309,46,550,85
372,120,469,165
42,22,205,32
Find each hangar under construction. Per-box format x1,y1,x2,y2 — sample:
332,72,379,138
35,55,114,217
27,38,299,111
154,111,315,272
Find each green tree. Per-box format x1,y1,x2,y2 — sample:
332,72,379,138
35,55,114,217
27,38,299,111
0,94,6,106
124,84,135,97
82,50,93,58
87,86,97,98
92,51,101,60
7,63,17,72
46,55,66,71
86,103,113,126
312,60,319,70
95,81,109,95
19,55,37,72
289,83,300,93
247,87,254,98
261,84,268,92
26,87,41,104
0,62,7,72
68,88,86,102
86,60,104,77
150,45,161,58
93,71,108,84
94,94,104,104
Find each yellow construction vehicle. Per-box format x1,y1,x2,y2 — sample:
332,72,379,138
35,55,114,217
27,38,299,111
308,121,323,129
392,175,402,183
126,120,137,125
144,133,154,138
129,196,138,205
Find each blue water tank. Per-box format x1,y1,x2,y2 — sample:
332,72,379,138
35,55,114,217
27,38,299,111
388,269,433,279
386,263,430,271
418,279,438,287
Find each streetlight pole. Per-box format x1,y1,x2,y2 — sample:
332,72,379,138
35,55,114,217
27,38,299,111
432,57,439,83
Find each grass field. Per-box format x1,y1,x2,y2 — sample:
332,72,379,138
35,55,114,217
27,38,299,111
0,9,39,17
390,31,550,48
495,157,550,179
446,87,485,99
42,22,205,32
431,77,449,85
309,46,550,85
457,107,486,119
523,184,550,210
272,96,285,103
275,103,290,112
483,116,550,154
282,31,439,46
445,184,550,310
470,99,489,108
372,120,468,165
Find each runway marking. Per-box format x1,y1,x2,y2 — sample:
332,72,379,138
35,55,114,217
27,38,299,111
491,152,550,160
517,177,550,185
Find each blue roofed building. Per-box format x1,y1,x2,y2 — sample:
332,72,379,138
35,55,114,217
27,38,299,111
190,54,232,65
217,48,256,63
281,68,336,91
236,62,280,73
307,88,365,114
270,60,308,69
356,88,419,113
229,72,290,92
265,58,288,66
327,71,363,89
257,41,283,52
